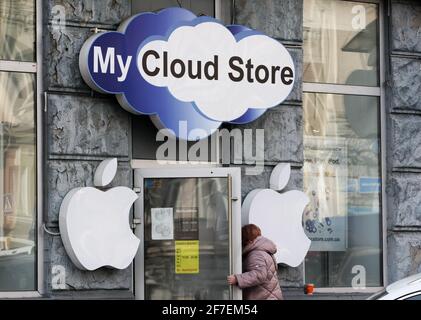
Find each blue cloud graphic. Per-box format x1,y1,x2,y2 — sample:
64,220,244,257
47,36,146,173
79,8,269,140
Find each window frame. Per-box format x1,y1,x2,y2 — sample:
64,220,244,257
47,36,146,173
302,0,387,293
133,166,242,300
0,0,43,298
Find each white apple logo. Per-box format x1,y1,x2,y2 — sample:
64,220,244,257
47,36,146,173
59,158,140,271
242,163,311,267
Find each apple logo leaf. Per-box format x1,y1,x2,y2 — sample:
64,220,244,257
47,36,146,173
242,163,311,267
94,158,118,187
270,163,291,191
59,158,140,271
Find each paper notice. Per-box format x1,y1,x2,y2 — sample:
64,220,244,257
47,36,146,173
151,208,174,240
175,240,199,274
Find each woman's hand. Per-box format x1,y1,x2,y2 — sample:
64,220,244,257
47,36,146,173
227,275,237,285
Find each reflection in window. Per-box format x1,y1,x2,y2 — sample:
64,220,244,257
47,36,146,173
0,72,36,291
303,0,379,86
0,0,35,62
303,92,382,287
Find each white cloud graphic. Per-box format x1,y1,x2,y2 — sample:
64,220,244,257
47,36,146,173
137,22,295,122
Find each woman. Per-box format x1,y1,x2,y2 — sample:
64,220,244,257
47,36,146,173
227,224,283,300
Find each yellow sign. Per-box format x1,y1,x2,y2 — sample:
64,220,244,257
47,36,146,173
175,240,199,274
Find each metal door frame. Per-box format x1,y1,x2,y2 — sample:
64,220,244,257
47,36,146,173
133,166,242,300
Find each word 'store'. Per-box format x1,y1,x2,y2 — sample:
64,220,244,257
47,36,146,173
140,50,294,85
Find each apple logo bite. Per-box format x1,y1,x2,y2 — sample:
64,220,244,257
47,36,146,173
242,163,311,267
59,158,140,271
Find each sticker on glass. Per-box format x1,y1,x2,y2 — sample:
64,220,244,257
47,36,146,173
151,208,174,240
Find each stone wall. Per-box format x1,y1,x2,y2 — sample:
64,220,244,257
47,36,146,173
232,0,305,289
387,0,421,284
43,0,133,298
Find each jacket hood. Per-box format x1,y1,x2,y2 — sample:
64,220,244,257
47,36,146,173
243,236,277,256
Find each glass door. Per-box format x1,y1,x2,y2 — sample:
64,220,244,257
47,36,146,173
134,167,241,300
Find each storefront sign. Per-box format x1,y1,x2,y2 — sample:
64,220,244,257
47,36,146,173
242,163,311,267
175,240,199,274
79,7,295,140
59,158,140,271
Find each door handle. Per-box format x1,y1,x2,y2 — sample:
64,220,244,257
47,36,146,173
131,218,142,229
228,174,234,300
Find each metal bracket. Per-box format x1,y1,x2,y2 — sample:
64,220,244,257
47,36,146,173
43,92,48,113
131,218,142,229
133,187,141,193
42,223,60,236
90,27,108,34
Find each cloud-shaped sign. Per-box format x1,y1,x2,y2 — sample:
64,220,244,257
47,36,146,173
79,8,295,140
138,21,294,121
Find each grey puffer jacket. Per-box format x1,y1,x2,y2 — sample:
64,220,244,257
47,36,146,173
235,236,283,300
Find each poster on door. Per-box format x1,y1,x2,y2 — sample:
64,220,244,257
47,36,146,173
175,240,199,274
174,207,199,240
303,136,348,251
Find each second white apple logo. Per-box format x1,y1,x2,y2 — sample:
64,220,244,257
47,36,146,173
242,163,311,267
59,158,140,271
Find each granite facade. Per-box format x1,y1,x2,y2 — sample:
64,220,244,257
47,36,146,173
387,0,421,285
43,0,132,297
234,0,303,42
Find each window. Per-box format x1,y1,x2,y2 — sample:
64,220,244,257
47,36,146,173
303,0,383,288
0,0,37,291
0,0,36,62
303,0,379,87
